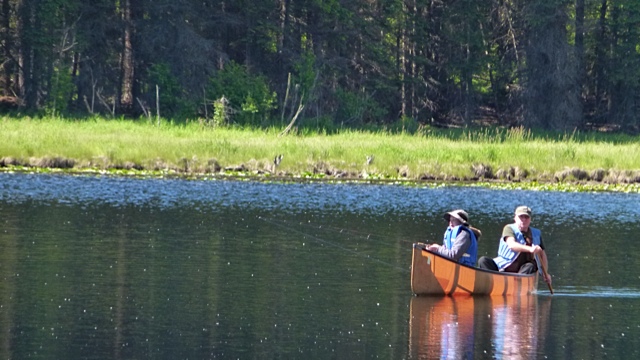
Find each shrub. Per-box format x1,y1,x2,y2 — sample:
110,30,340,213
147,63,197,120
206,61,277,126
335,88,388,126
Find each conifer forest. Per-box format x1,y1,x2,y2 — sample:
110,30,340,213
1,0,638,132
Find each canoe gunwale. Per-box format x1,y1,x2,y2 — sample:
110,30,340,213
413,242,536,279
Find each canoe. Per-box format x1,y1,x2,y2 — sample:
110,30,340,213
411,243,538,296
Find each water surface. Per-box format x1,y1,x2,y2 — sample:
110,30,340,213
1,173,639,359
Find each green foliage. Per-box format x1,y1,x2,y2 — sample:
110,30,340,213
207,61,276,127
335,88,388,126
299,115,337,134
505,126,534,143
388,116,419,134
147,63,196,120
46,66,76,115
293,50,317,96
7,0,640,132
212,96,230,127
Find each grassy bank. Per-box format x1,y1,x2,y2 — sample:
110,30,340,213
1,116,640,192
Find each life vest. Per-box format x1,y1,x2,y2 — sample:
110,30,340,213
443,225,478,267
494,224,541,270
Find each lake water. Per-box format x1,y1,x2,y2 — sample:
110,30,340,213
1,173,639,359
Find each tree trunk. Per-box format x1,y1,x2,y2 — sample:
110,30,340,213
119,0,134,114
17,0,37,109
277,0,292,106
525,0,581,130
1,0,12,95
575,0,586,127
594,0,608,116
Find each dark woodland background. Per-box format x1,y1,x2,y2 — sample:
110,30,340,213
1,0,638,132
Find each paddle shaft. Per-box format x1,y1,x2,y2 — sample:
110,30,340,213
535,253,554,294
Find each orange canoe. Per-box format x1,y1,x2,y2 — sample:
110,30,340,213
411,243,538,296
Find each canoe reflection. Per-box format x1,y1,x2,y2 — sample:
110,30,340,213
409,295,550,359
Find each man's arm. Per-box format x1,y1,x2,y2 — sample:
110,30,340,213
539,250,552,284
505,237,543,254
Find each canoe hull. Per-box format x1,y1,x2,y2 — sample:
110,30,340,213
411,243,538,296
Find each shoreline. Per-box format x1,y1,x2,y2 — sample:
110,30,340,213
2,158,639,193
2,117,640,193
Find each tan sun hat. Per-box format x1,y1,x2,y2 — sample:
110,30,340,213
515,206,532,217
444,209,469,225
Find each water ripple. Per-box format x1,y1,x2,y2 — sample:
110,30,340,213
551,286,640,298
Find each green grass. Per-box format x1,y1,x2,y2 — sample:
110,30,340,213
1,115,640,190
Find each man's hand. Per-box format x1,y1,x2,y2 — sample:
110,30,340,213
530,245,543,254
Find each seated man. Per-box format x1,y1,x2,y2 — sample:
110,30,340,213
478,206,552,284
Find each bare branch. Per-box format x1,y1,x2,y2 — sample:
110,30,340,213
96,89,114,117
83,96,93,114
136,97,150,119
279,95,305,137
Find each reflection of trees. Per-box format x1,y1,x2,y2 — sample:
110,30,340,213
114,221,126,360
0,212,18,359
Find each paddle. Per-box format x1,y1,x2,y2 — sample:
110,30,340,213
535,254,554,294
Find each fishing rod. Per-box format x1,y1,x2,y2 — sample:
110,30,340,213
263,217,416,250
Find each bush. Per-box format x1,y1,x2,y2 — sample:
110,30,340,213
335,88,388,126
146,63,197,121
46,66,76,115
206,61,277,127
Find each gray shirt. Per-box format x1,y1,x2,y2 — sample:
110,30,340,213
436,229,471,262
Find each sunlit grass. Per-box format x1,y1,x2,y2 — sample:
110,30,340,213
1,115,640,185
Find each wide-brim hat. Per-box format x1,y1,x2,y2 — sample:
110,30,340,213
444,209,469,225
